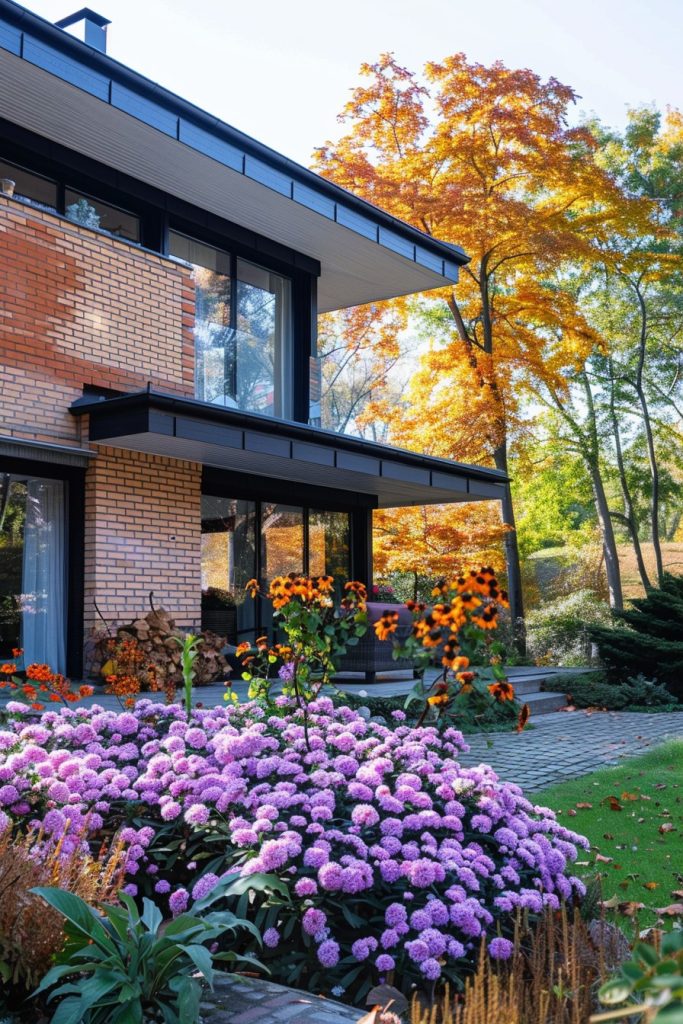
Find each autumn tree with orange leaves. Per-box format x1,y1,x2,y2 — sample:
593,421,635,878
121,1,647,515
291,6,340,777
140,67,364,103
315,53,636,641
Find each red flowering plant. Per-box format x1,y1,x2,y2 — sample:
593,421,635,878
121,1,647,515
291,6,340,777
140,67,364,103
377,568,529,732
100,635,162,709
0,649,93,711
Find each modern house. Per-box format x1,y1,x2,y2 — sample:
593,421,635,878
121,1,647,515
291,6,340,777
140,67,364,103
0,1,506,676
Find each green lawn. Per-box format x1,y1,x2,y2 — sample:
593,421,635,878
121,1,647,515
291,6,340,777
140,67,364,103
537,741,683,933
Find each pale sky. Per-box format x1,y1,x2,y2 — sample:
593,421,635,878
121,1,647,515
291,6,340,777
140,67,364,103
19,0,683,167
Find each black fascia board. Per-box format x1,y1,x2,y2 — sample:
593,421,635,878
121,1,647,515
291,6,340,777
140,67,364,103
0,0,469,271
70,389,508,486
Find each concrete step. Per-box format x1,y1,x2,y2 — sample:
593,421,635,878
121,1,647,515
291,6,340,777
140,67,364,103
522,691,567,715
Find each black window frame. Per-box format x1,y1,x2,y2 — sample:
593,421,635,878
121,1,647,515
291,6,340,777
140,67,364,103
0,455,85,679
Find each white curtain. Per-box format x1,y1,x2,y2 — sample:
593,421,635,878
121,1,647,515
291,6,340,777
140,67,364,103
21,478,66,673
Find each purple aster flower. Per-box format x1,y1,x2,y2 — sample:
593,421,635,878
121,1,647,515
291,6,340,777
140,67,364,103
263,927,280,948
317,939,340,967
169,889,189,916
420,957,441,980
376,954,395,971
488,937,514,960
302,908,327,936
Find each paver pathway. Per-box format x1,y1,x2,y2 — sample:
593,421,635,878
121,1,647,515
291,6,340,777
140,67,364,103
202,974,360,1024
458,709,683,791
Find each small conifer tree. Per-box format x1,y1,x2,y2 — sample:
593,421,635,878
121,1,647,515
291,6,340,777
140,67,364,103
589,574,683,699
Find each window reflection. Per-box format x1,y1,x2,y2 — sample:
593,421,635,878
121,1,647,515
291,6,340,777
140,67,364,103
200,495,256,643
169,232,292,419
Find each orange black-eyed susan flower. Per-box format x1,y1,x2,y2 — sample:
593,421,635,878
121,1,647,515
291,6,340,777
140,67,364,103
472,606,498,630
456,671,476,692
245,578,259,598
79,684,94,698
1,663,17,675
374,610,399,641
11,647,23,657
427,693,450,706
488,680,516,703
235,641,251,658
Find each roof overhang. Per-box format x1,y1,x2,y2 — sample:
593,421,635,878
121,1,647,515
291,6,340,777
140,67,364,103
71,392,507,509
0,1,468,312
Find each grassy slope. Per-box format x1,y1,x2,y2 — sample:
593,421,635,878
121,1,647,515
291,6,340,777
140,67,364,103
527,541,683,601
537,741,683,932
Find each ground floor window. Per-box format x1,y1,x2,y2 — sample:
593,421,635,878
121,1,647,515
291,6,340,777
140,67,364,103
0,472,67,672
200,495,351,644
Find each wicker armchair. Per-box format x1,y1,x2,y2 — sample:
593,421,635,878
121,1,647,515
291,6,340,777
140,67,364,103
333,602,421,685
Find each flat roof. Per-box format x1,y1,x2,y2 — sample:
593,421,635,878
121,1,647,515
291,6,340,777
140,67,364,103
71,390,507,508
0,0,468,312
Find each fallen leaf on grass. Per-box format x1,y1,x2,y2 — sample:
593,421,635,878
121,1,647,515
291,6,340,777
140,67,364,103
655,903,683,916
643,882,659,891
602,796,623,811
600,896,645,915
621,792,639,801
671,890,683,898
659,823,675,834
603,832,614,840
567,809,577,817
637,817,645,823
595,854,613,864
576,802,593,809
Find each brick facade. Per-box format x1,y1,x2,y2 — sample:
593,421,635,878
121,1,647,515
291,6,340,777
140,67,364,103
83,447,202,639
0,196,202,660
0,196,195,447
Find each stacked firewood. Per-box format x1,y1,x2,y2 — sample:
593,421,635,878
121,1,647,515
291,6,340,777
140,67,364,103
93,605,230,690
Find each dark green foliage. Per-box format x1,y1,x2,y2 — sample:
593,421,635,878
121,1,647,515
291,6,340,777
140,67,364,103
557,672,676,711
329,685,520,734
589,574,683,700
33,877,266,1024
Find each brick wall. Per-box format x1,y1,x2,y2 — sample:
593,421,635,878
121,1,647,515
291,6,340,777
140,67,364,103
0,196,195,447
83,446,202,639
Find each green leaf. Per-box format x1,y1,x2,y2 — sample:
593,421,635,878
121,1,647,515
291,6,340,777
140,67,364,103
140,897,163,935
50,996,87,1024
655,1008,683,1024
171,975,201,1023
599,979,634,1005
32,888,113,953
179,943,214,985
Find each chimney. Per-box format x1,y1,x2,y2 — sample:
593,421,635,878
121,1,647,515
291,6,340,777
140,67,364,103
55,8,111,53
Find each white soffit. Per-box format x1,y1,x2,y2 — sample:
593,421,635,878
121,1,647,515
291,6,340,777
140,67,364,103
0,53,459,312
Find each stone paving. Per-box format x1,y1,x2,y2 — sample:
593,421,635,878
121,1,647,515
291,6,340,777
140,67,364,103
202,974,360,1024
458,708,683,791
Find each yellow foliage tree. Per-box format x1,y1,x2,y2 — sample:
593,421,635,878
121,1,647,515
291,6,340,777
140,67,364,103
315,53,644,635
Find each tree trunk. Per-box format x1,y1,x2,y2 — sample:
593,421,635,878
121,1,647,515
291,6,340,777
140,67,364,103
493,438,526,652
587,457,624,609
608,359,651,591
632,279,665,585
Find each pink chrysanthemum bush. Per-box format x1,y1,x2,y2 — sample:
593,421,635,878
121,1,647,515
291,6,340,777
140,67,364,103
0,696,588,999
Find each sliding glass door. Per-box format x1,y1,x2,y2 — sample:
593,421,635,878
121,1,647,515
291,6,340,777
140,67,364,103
200,494,351,644
0,472,67,672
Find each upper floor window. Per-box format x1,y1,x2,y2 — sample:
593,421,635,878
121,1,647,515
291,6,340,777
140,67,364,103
169,231,293,420
64,189,140,242
0,158,140,243
0,159,57,210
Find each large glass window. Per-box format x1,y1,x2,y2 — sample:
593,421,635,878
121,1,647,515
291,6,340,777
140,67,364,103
200,494,351,644
169,231,293,419
309,509,351,597
0,472,67,672
200,495,256,643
